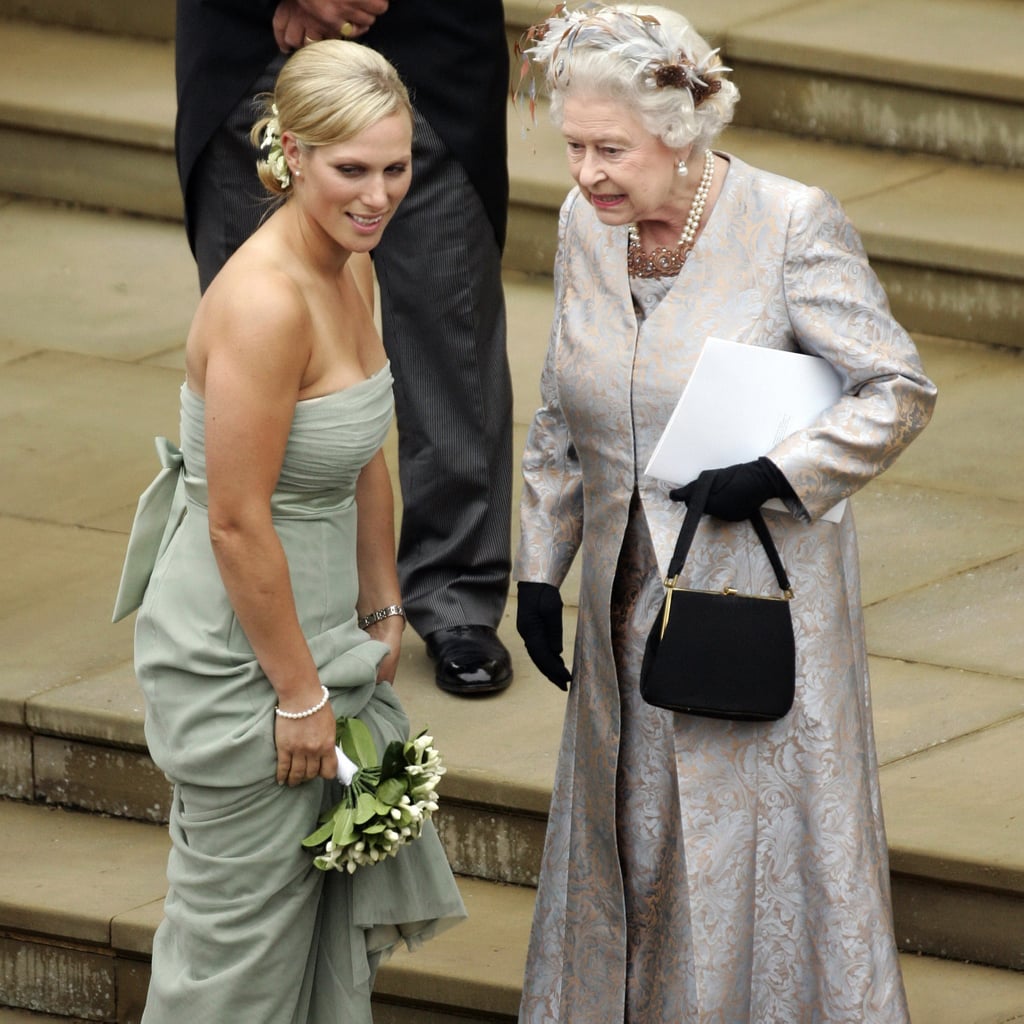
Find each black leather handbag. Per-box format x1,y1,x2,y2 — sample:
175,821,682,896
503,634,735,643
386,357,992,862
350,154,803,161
639,470,796,721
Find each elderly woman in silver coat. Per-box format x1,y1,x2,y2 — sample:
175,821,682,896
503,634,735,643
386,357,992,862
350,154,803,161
513,5,937,1022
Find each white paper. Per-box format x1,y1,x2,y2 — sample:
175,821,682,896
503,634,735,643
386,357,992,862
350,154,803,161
645,337,847,523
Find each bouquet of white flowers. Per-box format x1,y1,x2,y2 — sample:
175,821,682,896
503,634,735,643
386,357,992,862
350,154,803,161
301,716,445,874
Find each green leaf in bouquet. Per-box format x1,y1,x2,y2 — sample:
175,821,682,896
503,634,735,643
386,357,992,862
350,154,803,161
337,717,379,768
380,739,407,780
361,821,388,834
331,806,357,847
354,791,378,825
301,817,336,849
377,776,408,806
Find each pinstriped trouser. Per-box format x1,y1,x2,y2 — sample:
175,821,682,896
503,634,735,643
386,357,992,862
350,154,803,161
190,56,513,638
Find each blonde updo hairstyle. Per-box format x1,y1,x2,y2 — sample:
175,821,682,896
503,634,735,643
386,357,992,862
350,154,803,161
525,3,738,154
251,39,412,197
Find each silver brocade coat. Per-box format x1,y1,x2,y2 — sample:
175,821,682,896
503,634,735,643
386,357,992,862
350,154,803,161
515,156,937,1023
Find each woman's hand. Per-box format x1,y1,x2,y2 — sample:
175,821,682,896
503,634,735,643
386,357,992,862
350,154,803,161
366,613,403,685
669,457,795,520
274,702,338,786
516,582,572,691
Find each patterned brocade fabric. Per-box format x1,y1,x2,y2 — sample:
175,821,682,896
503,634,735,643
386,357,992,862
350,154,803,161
516,155,936,1023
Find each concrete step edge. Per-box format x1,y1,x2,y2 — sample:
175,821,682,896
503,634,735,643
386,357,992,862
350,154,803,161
2,802,1024,1020
8,0,1024,112
504,0,1024,101
0,799,528,1020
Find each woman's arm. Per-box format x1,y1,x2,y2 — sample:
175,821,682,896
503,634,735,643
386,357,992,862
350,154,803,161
516,191,586,587
199,273,338,786
771,187,938,521
355,448,404,683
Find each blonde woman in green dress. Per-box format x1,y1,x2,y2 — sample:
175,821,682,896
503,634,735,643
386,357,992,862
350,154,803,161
115,41,464,1023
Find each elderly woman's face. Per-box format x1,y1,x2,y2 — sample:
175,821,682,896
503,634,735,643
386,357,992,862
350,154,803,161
560,94,683,227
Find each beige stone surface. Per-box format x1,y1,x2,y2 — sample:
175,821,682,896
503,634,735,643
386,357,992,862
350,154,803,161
900,952,1024,1022
0,351,182,525
847,162,1024,278
881,715,1024,892
375,875,531,1017
853,481,1024,606
726,0,1024,101
894,873,1024,972
720,126,946,203
0,199,195,358
26,662,146,747
884,337,1024,502
0,517,134,721
111,895,165,957
0,0,174,41
0,725,32,799
0,21,175,144
34,735,172,823
870,657,1024,765
865,551,1024,678
505,271,556,425
0,338,33,364
877,261,1024,351
0,801,167,944
0,125,182,221
0,1009,83,1023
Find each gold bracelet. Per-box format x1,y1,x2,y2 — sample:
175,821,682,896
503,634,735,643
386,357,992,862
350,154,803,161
358,604,406,630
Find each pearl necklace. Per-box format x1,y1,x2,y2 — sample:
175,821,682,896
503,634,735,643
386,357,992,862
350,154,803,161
627,149,716,279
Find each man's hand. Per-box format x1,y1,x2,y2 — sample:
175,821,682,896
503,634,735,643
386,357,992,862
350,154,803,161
273,0,389,51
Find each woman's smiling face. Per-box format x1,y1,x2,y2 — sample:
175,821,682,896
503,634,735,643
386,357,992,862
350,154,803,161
286,111,413,253
561,94,685,227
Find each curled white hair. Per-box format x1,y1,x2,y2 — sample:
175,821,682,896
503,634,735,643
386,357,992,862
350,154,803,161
522,3,738,152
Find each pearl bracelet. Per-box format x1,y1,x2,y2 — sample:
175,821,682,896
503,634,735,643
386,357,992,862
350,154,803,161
274,684,330,720
358,604,406,630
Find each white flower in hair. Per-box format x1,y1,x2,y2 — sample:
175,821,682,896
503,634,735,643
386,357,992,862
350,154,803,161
261,104,291,189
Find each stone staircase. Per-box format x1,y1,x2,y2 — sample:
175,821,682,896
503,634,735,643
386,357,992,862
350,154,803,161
2,1,1024,1021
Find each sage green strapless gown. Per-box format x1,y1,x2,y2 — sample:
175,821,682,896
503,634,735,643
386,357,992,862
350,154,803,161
122,365,465,1023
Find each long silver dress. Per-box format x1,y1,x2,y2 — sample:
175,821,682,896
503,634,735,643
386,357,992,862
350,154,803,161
117,365,465,1023
516,155,937,1023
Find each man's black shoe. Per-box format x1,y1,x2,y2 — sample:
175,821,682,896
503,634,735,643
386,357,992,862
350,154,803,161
425,625,513,696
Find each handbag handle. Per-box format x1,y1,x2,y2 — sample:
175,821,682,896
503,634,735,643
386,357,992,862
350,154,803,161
666,470,793,597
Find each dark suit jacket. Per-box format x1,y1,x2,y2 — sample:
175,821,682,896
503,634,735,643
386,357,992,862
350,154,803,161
175,0,510,251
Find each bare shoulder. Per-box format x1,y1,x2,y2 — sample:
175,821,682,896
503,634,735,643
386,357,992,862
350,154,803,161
189,253,314,391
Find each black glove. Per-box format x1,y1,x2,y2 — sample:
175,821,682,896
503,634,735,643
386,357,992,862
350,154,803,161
669,457,796,521
516,581,572,691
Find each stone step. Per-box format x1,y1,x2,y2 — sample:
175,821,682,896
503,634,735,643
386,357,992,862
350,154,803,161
2,800,1024,1023
506,0,1024,167
0,799,526,1023
7,0,1024,169
0,0,172,40
3,18,1024,346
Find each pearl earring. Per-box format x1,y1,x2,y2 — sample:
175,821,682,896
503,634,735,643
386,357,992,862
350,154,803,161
677,160,688,177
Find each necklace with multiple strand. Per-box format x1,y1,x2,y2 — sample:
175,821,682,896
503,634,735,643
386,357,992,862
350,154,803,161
627,149,716,279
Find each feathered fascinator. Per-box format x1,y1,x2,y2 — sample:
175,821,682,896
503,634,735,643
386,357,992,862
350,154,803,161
515,2,729,119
